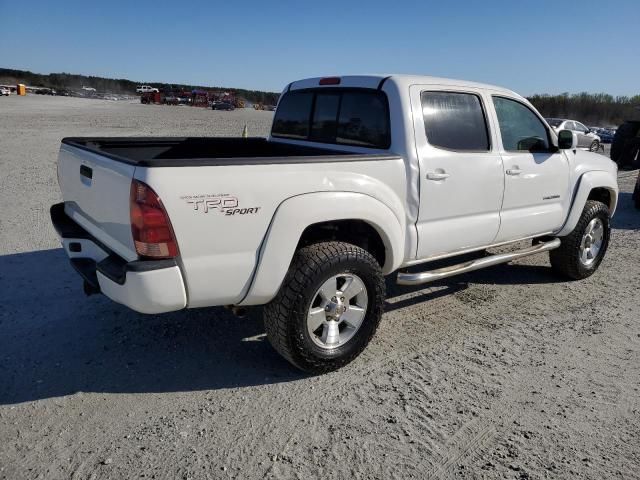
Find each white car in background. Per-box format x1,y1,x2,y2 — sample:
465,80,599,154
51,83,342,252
0,87,10,96
136,85,159,94
546,118,601,152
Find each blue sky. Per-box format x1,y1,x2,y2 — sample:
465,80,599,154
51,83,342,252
1,0,638,95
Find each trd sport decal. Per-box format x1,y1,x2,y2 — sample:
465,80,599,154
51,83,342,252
181,194,261,216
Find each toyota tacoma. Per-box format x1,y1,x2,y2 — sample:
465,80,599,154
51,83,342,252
51,75,619,373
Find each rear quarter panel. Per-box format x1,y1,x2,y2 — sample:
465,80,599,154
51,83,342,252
136,158,407,307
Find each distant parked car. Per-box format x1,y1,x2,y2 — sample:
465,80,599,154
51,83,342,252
546,118,601,152
163,95,180,105
136,85,159,94
211,101,235,111
0,87,10,96
163,93,189,105
593,128,615,144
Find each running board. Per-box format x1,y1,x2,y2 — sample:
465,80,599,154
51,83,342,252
397,238,561,286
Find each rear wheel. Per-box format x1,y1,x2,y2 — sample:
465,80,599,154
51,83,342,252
263,241,385,374
549,200,610,280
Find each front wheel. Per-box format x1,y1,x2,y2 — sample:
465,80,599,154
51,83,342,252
549,200,610,280
263,241,385,373
589,140,600,152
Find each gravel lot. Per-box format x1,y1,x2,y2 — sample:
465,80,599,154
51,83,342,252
0,95,638,480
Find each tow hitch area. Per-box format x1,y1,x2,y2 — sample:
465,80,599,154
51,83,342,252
70,258,101,296
83,280,101,296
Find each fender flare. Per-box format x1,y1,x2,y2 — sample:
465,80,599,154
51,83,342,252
557,170,618,237
238,192,405,306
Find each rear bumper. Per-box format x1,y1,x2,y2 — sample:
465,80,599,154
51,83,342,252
50,203,187,314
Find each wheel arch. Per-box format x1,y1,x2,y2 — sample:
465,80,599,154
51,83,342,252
557,171,618,236
238,192,405,306
296,219,387,268
587,187,614,211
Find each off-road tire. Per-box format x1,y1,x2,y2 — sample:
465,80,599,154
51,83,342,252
263,241,385,374
624,140,640,170
549,200,610,280
633,178,640,210
611,122,640,166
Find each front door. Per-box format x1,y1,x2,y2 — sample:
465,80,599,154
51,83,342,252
574,121,592,148
412,86,505,259
490,96,571,242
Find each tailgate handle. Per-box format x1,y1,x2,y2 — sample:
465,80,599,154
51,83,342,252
80,165,93,179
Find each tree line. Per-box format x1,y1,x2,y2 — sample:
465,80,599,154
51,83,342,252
2,68,639,123
527,92,640,127
0,68,281,105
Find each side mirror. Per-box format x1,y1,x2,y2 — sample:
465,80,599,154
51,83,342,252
558,129,578,149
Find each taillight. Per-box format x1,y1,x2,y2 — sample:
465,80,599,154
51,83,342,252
319,77,341,85
130,180,179,259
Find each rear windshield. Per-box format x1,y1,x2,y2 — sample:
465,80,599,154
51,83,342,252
272,89,391,149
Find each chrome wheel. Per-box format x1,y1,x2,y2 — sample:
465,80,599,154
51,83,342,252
307,273,368,350
579,218,604,266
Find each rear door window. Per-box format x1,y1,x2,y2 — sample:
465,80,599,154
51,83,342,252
575,122,588,133
272,89,390,148
420,92,490,151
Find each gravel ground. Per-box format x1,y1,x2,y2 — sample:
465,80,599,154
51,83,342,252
0,95,638,480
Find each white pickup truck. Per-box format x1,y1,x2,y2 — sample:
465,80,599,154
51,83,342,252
51,75,618,373
136,85,159,94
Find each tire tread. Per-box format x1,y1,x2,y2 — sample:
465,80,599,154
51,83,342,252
550,200,610,280
263,241,385,373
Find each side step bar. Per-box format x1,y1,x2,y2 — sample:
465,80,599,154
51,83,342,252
397,238,561,286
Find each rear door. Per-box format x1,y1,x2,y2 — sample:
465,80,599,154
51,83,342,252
489,96,570,242
411,86,505,259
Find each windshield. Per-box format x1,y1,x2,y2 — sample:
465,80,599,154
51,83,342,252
272,88,391,149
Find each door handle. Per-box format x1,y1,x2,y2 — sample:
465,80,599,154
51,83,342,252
506,168,522,176
80,164,93,179
426,172,450,181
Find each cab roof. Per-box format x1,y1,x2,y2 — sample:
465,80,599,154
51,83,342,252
288,74,521,98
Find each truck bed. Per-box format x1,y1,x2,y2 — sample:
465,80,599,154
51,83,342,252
61,137,394,167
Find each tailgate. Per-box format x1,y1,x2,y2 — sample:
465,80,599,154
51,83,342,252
58,143,138,261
